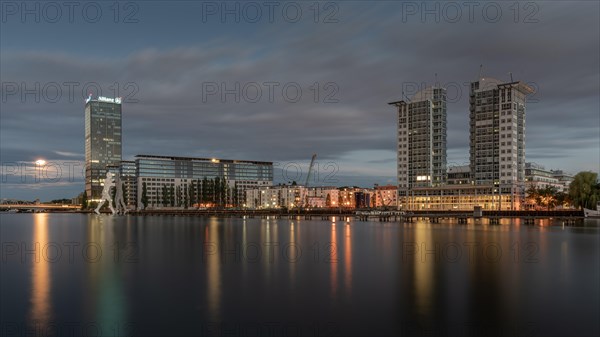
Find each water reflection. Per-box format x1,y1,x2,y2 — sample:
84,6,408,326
205,217,221,322
330,222,338,298
289,222,297,286
30,213,51,327
3,214,595,337
87,215,128,331
412,223,433,320
343,223,352,293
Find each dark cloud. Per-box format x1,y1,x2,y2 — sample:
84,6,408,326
1,1,598,200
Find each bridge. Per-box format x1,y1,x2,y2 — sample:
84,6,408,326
0,204,80,212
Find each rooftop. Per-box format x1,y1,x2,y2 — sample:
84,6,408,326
135,154,273,165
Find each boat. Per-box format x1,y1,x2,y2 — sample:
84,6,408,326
583,202,600,218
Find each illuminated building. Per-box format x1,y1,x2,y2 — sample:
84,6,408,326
84,96,122,201
135,155,272,208
389,77,534,211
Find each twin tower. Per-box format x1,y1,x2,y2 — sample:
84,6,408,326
389,77,534,211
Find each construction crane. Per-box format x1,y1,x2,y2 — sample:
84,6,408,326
305,154,317,187
299,154,317,209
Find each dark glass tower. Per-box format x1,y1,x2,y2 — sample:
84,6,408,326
84,96,122,200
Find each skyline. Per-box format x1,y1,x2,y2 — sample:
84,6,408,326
2,1,599,200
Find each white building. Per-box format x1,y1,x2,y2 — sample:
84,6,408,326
374,185,398,208
245,185,306,209
388,87,447,195
525,163,567,192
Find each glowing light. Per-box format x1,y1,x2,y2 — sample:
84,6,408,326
35,159,46,166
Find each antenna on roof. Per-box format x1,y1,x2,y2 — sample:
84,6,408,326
509,72,514,82
479,64,483,79
434,73,439,88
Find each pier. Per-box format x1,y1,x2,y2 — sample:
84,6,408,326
123,209,584,225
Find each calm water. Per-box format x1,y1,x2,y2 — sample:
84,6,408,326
1,214,598,337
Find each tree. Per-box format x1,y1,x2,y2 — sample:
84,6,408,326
214,177,221,206
569,171,599,209
527,185,559,210
183,184,189,209
196,180,201,207
141,182,148,209
170,185,175,207
202,177,209,203
232,186,239,207
555,191,570,209
539,186,558,211
175,186,182,207
162,185,168,207
222,179,228,206
81,192,88,210
208,178,215,205
188,181,196,207
326,193,331,207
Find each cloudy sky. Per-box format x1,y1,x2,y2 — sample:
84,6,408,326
1,1,599,200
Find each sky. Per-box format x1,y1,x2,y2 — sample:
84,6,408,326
1,0,599,201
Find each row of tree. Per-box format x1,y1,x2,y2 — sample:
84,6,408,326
141,177,240,209
527,171,599,210
568,171,599,209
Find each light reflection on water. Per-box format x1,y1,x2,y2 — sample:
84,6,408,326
0,214,597,336
29,213,51,327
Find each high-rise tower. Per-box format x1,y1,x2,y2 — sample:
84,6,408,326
84,96,122,200
469,78,533,208
389,87,447,199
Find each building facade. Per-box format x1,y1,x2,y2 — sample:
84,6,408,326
136,155,272,209
244,185,375,210
245,185,306,209
374,185,398,208
447,165,472,185
389,87,447,193
400,185,516,211
389,77,533,211
525,162,565,192
550,170,574,192
389,87,447,209
85,96,123,201
469,78,533,209
120,161,138,207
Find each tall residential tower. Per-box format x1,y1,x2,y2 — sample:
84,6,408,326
84,96,123,200
469,78,533,208
389,87,447,199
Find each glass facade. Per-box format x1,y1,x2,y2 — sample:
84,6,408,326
136,155,272,180
401,186,521,211
85,99,122,200
135,155,273,208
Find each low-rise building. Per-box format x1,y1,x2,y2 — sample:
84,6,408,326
244,185,374,210
245,185,306,209
399,185,523,211
525,162,565,192
550,170,573,192
307,186,339,208
135,155,272,209
374,185,398,208
447,165,472,185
